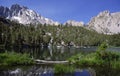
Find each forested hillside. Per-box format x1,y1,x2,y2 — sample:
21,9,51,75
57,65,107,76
0,17,120,47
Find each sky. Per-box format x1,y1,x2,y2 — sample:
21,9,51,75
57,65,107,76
0,0,120,23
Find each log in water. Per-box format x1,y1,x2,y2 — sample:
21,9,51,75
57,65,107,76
35,59,68,64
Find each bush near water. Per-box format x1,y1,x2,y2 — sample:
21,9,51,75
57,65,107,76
68,42,120,69
0,52,34,66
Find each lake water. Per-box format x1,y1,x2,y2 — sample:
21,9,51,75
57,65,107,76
0,46,120,76
0,46,98,61
0,65,95,76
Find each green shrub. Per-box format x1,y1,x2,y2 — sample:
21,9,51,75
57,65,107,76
67,42,120,69
54,64,75,73
111,61,120,69
68,53,84,64
0,52,34,65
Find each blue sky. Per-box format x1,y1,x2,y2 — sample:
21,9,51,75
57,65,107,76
0,0,120,23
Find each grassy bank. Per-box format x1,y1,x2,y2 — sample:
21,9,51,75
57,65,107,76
0,52,34,66
68,52,120,68
68,42,120,69
53,43,120,73
54,64,75,74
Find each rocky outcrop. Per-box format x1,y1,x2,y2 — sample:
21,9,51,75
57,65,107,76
88,11,120,34
64,20,84,26
0,4,59,25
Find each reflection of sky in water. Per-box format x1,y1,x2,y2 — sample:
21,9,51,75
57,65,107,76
0,46,120,76
0,67,91,76
74,70,90,76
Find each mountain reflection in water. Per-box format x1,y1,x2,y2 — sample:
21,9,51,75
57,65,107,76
0,46,120,76
0,65,93,76
0,46,97,61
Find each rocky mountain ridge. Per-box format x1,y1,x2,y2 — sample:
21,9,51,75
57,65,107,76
0,4,59,25
0,4,120,34
64,20,84,26
88,11,120,34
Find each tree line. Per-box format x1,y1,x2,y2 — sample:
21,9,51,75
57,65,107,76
0,17,120,48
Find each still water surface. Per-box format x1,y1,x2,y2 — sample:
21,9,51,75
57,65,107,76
0,46,120,76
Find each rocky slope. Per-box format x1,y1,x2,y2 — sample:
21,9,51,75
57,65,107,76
88,11,120,34
0,4,120,34
0,4,59,25
64,20,84,26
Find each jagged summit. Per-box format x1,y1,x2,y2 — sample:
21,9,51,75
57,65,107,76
10,4,28,9
97,10,110,17
88,10,120,34
1,4,120,34
0,4,59,25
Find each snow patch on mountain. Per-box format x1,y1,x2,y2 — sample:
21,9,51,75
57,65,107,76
0,4,59,25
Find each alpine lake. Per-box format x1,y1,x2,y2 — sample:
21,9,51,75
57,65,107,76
0,46,120,76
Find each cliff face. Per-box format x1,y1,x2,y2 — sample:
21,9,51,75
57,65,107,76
88,11,120,34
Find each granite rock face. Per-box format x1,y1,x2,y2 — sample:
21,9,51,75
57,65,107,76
64,20,84,26
88,11,120,34
1,4,120,34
